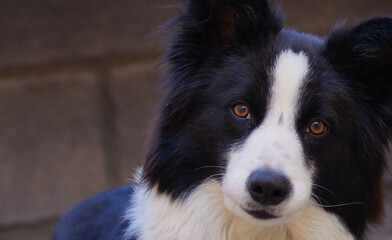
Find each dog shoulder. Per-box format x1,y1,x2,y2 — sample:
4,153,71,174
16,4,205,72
53,185,135,240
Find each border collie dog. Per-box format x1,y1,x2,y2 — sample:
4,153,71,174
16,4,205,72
54,0,392,239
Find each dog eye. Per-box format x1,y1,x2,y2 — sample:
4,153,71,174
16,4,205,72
307,120,327,135
232,103,250,119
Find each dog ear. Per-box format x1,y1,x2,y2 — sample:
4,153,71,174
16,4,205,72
175,0,282,48
213,5,236,47
325,17,392,136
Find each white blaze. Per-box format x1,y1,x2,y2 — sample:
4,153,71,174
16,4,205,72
124,50,354,240
270,50,309,125
222,50,313,224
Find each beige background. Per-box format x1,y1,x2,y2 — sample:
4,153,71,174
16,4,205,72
0,0,391,239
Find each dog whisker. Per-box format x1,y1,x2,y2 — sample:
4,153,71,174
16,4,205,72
311,192,364,208
311,193,324,206
312,184,337,197
201,173,225,185
193,166,226,172
310,200,364,208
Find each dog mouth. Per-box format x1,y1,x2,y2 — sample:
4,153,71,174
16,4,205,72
240,206,280,220
224,193,283,221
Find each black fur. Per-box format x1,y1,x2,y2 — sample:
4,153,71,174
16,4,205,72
54,1,392,239
142,0,392,237
142,0,284,200
53,185,134,240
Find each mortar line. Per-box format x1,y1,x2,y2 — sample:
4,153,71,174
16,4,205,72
0,52,162,79
96,66,122,188
0,216,59,232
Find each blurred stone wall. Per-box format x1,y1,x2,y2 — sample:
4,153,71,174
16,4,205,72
0,0,391,239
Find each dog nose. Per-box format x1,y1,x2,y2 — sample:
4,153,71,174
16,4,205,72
247,170,291,206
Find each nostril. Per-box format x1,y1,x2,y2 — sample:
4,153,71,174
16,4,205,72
247,169,291,206
250,184,264,195
272,189,286,199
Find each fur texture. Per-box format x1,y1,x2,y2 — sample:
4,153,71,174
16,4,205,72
54,1,392,240
126,179,354,240
127,0,392,239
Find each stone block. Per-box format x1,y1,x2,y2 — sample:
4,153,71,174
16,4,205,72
110,60,165,182
0,72,108,225
0,0,392,69
1,0,391,68
0,0,176,67
279,0,392,35
0,221,56,240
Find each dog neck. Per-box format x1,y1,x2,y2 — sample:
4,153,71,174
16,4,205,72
124,180,354,240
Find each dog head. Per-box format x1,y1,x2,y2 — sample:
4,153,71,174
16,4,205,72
142,0,392,238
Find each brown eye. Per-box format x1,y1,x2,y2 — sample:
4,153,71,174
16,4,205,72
233,103,250,118
307,120,327,135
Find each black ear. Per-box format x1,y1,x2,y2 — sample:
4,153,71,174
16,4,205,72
325,17,392,136
180,0,282,47
165,0,282,88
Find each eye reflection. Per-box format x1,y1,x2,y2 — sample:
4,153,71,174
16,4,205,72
307,120,327,135
232,103,250,119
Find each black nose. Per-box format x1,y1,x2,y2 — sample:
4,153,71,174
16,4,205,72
247,170,291,206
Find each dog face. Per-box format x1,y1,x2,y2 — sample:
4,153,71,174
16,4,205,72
222,49,315,226
142,0,392,238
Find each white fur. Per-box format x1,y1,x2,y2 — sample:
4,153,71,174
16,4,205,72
125,180,354,240
223,50,313,224
124,50,353,239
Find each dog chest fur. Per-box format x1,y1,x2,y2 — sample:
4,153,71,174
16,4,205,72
125,180,354,240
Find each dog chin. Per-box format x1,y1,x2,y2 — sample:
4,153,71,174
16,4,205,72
223,194,306,227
